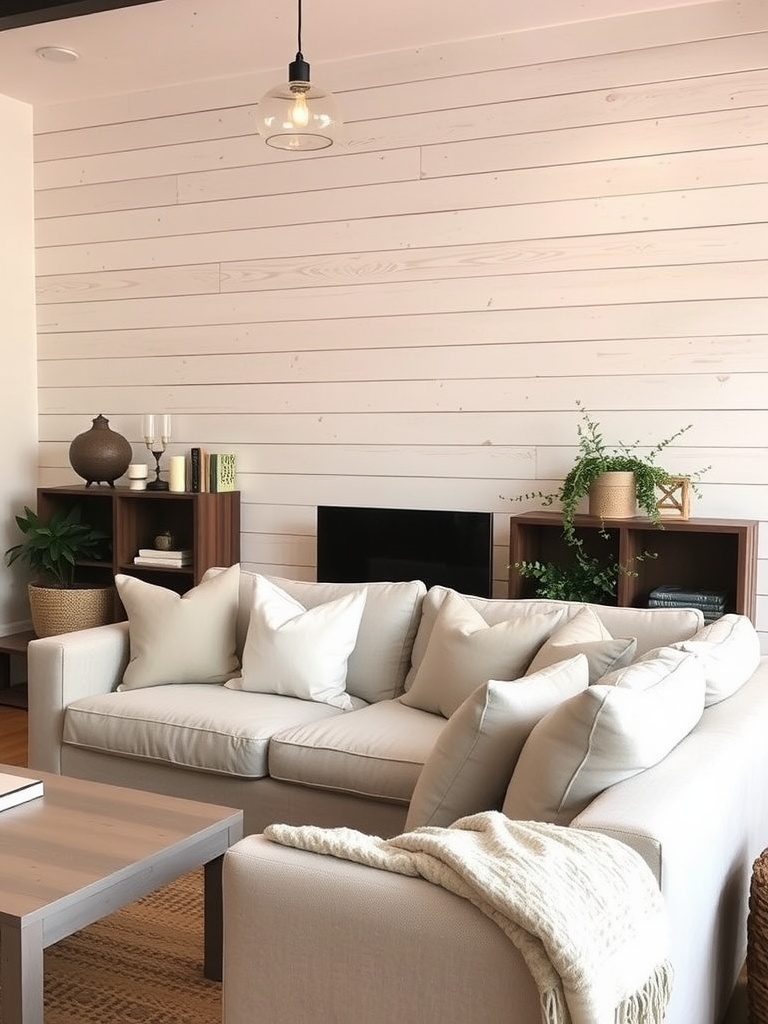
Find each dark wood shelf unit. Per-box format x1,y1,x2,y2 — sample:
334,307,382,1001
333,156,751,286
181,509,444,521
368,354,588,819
36,487,241,602
508,512,758,621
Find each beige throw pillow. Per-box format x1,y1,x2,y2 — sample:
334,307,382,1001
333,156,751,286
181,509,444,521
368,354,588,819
400,590,565,718
502,650,705,825
600,645,695,690
670,614,761,706
225,575,366,710
117,563,240,690
526,605,636,683
405,654,589,830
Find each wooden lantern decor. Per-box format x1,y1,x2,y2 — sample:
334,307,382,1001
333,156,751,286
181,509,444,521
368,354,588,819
656,475,691,519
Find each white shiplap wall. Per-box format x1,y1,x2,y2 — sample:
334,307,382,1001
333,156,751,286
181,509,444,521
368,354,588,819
0,93,39,633
31,0,768,644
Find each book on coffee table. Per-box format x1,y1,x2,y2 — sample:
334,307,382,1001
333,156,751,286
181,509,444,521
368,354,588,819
0,772,43,811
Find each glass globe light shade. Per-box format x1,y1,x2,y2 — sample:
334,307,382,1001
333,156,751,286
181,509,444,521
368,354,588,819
257,79,341,151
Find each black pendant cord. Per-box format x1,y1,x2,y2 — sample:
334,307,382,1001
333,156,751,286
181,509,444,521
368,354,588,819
296,0,302,55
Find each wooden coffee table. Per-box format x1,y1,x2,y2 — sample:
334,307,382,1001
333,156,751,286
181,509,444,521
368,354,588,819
0,766,243,1024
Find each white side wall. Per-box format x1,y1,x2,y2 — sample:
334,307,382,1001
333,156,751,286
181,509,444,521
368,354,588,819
31,0,768,644
0,93,38,631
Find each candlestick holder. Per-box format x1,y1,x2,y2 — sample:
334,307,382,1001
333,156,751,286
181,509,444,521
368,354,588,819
146,445,169,490
142,413,171,491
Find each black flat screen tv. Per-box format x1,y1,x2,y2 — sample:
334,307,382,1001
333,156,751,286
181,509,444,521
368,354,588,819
316,506,493,598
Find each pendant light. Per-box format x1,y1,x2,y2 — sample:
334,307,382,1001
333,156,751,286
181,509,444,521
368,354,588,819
257,0,341,152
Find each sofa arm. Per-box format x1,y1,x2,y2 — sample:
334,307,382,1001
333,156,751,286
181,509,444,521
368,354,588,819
222,834,541,1024
27,622,130,774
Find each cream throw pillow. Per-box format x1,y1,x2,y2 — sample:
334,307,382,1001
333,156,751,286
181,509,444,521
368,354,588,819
117,563,240,690
405,654,589,830
225,575,366,710
600,645,695,690
669,614,761,706
400,590,565,718
502,650,705,825
526,605,636,683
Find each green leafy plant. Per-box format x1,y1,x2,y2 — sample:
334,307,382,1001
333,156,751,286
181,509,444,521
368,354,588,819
523,402,706,548
515,552,622,604
5,505,109,588
515,547,656,604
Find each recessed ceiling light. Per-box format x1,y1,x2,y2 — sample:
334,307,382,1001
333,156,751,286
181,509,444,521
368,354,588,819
36,46,80,63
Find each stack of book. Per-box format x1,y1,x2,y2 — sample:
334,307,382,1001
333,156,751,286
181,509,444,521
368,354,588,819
133,548,192,569
189,449,236,493
648,585,727,623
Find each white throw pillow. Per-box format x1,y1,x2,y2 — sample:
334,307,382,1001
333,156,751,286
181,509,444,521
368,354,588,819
502,651,705,825
405,655,589,830
599,645,695,690
526,605,636,683
116,563,240,690
399,590,565,718
224,575,366,710
670,614,761,706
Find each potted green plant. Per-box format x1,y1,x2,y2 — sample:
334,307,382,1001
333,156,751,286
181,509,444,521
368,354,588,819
531,402,703,548
5,504,113,637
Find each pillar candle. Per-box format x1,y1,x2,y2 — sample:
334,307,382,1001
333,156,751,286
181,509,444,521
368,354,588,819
168,455,186,492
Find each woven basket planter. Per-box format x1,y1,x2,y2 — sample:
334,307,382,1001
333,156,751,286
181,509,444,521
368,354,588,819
588,471,637,520
749,849,768,1023
28,582,115,639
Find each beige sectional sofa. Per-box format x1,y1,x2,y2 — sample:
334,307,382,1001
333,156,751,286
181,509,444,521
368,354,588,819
26,565,768,1024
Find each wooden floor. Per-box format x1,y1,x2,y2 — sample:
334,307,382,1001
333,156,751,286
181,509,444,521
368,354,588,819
0,705,27,766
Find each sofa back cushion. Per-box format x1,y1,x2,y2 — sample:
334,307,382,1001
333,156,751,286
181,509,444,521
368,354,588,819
405,654,589,830
502,649,705,825
204,569,426,704
404,590,703,692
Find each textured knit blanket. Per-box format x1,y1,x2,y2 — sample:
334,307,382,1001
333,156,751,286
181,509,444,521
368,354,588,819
264,811,672,1024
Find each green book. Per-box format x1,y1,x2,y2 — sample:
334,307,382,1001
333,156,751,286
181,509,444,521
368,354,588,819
210,453,236,492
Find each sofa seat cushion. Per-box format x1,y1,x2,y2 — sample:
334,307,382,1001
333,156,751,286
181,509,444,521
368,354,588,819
269,700,447,803
63,685,345,778
205,569,426,704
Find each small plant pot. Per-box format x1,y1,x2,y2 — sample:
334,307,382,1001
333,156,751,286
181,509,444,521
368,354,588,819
28,582,115,638
588,471,637,519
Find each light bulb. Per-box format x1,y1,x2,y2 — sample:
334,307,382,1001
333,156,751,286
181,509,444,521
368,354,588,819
289,87,310,128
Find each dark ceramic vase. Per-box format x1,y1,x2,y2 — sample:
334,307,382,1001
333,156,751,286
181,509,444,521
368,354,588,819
69,414,132,487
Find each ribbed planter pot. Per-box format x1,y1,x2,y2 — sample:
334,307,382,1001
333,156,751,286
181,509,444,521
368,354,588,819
28,582,115,638
588,471,637,519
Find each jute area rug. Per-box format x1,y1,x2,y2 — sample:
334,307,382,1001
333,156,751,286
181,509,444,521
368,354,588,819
42,869,221,1024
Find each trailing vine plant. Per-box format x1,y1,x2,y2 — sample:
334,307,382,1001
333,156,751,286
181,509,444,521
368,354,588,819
509,403,707,603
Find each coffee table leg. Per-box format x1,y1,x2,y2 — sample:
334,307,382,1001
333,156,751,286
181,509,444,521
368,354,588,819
203,854,224,981
1,918,44,1024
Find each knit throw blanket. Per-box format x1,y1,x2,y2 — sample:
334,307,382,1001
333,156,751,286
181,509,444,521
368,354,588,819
264,811,672,1024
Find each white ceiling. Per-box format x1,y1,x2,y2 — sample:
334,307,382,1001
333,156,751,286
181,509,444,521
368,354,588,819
0,0,711,108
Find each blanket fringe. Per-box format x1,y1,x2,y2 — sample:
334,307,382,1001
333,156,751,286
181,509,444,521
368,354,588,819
615,960,674,1024
542,986,570,1024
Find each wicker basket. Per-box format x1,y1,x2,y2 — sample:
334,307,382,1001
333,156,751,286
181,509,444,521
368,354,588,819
749,849,768,1023
588,471,637,519
28,582,115,639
